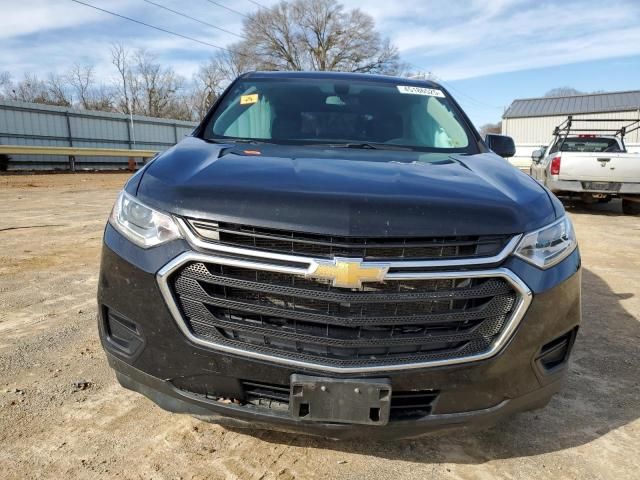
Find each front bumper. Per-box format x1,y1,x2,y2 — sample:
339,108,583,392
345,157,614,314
547,178,640,195
97,225,582,439
108,351,563,440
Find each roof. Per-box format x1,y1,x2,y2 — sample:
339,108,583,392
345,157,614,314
503,90,640,119
243,70,441,89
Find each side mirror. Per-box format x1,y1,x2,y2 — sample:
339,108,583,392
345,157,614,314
485,134,516,158
531,148,545,163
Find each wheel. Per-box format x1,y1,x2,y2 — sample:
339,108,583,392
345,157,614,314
622,199,640,215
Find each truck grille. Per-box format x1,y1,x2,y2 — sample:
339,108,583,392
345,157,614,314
168,261,520,369
185,219,511,261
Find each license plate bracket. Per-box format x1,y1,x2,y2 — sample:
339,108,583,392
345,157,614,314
289,374,391,425
582,181,621,191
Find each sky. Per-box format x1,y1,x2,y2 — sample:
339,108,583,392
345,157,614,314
2,0,640,126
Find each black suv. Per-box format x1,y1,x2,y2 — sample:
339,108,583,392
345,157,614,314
98,71,581,439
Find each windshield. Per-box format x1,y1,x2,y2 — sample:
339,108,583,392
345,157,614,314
202,77,477,153
557,137,623,153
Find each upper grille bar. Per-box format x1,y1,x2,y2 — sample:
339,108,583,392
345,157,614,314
176,218,522,270
189,219,508,252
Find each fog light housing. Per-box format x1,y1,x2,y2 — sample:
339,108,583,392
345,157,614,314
102,307,145,358
536,328,578,373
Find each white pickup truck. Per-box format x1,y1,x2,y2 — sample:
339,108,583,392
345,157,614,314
531,118,640,215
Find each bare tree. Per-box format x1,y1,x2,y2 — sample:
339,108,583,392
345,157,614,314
190,57,227,120
0,1,409,119
9,73,50,103
216,45,256,81
1,1,411,118
67,64,94,109
111,43,133,114
89,84,116,111
232,0,401,74
0,71,12,99
479,121,502,136
1,72,71,107
66,63,115,111
131,49,187,118
295,1,399,73
46,73,72,106
109,45,189,118
244,1,302,71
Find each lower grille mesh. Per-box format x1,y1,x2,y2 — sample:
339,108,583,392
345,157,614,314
178,380,439,420
169,261,520,368
241,381,439,420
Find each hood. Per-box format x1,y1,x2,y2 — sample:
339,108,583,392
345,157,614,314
137,137,557,237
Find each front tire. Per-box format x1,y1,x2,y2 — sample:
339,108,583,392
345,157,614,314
622,199,640,215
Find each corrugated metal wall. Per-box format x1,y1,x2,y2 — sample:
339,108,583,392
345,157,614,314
0,100,198,170
502,111,640,170
502,110,640,144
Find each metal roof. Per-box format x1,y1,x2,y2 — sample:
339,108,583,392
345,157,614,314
503,90,640,119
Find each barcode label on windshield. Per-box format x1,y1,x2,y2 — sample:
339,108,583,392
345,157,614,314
397,86,445,97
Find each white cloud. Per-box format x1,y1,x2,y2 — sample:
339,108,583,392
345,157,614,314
0,0,131,40
1,0,639,84
389,0,640,80
436,25,640,80
0,0,244,81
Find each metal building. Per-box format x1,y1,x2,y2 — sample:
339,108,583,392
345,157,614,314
0,99,198,170
501,90,640,168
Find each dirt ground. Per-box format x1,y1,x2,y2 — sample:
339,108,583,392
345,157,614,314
0,173,638,480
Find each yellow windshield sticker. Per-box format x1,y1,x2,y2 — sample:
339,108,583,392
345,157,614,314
240,93,259,105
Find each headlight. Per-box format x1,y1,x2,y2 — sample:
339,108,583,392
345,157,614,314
109,191,181,248
514,216,577,269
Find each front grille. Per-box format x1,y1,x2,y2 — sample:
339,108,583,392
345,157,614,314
169,261,520,369
186,219,511,261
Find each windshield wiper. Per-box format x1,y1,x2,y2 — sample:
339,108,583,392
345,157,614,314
321,142,412,151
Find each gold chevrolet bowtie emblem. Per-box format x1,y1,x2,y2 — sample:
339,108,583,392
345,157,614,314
307,258,389,289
